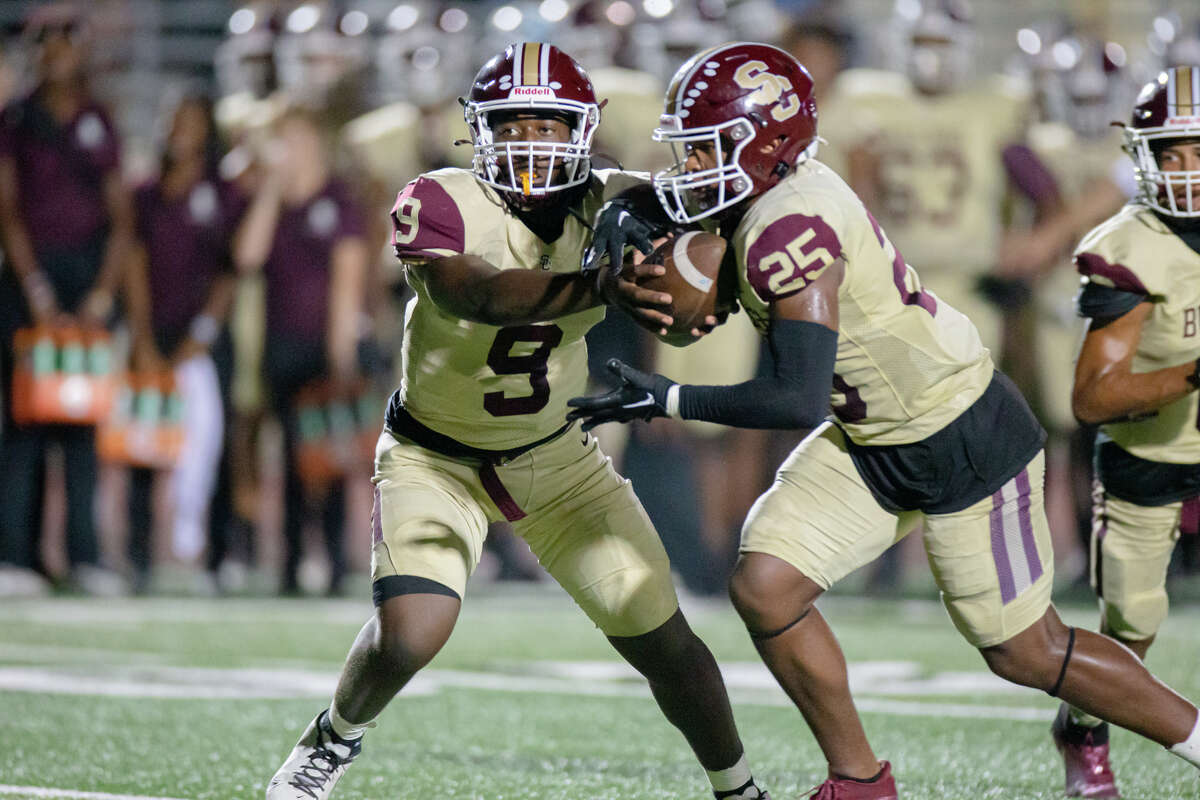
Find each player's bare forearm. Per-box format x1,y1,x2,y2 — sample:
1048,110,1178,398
1073,362,1197,425
414,254,600,326
1073,304,1198,424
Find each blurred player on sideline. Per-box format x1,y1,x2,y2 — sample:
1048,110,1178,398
845,0,1062,362
571,42,1200,799
1020,31,1135,586
1051,64,1200,800
265,43,768,800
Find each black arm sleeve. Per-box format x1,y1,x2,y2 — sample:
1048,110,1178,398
1076,280,1147,330
678,318,837,429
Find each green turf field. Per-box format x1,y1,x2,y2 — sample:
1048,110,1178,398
2,584,1200,799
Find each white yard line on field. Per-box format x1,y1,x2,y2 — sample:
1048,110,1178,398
0,643,172,665
0,785,190,800
0,659,1056,722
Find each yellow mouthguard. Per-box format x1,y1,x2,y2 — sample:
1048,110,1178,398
520,171,532,196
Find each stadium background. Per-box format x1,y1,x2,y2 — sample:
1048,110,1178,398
3,3,1200,798
2,0,1197,598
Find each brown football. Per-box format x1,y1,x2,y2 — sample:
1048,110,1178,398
628,231,727,347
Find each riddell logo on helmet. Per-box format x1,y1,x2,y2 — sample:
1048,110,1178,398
510,86,556,99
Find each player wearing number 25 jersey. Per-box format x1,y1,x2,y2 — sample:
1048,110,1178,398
266,42,770,800
572,42,1200,799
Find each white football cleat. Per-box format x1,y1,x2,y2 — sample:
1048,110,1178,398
266,710,362,799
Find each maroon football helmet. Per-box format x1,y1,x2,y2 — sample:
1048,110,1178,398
652,42,818,223
464,42,600,199
1124,65,1200,217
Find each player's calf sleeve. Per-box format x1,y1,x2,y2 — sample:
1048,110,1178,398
748,608,811,641
1047,626,1076,698
1169,711,1200,767
329,700,377,741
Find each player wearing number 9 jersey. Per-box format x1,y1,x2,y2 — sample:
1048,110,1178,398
571,42,1200,798
265,42,770,800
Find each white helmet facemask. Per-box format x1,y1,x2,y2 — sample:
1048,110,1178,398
464,97,599,198
652,116,757,224
1125,127,1200,218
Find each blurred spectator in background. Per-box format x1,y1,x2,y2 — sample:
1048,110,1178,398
122,91,245,594
780,5,856,175
846,0,1064,364
214,1,279,142
1017,27,1135,581
840,0,1065,592
0,4,133,596
233,103,368,596
273,1,371,130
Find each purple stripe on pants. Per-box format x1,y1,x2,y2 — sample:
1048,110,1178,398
1015,469,1043,584
990,486,1017,605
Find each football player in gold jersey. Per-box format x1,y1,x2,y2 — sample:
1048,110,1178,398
265,43,768,800
843,2,1062,362
1051,65,1200,799
571,43,1200,799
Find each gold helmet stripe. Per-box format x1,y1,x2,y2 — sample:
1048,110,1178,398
522,42,542,86
1169,65,1196,117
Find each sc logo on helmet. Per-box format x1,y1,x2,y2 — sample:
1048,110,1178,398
733,61,801,122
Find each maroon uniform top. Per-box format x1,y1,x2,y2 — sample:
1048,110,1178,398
262,178,367,346
133,176,245,348
0,90,120,253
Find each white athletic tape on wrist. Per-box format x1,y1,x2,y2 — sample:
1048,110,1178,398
666,384,681,417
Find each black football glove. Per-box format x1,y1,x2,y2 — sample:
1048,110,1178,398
567,358,677,431
581,197,667,278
